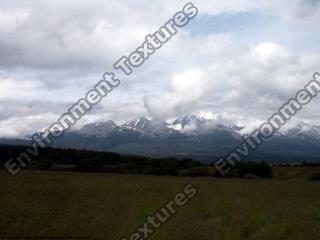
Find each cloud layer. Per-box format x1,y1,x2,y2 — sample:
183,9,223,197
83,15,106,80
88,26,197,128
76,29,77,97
0,0,319,137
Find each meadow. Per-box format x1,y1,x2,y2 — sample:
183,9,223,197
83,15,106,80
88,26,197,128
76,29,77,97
0,169,320,240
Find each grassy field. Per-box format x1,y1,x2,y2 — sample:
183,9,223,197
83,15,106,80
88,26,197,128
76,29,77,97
0,170,320,240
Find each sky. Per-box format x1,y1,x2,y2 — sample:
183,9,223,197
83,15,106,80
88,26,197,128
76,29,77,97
0,0,320,137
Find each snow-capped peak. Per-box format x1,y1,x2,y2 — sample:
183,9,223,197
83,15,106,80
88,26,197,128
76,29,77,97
280,122,320,139
171,114,206,128
79,120,117,137
122,117,152,131
167,113,242,136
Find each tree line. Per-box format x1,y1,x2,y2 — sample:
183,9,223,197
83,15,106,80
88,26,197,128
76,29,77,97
0,144,273,178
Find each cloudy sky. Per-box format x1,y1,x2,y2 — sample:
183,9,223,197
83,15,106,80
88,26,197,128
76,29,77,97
0,0,320,137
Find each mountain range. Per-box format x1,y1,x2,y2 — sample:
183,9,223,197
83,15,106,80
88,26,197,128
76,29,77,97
1,114,319,163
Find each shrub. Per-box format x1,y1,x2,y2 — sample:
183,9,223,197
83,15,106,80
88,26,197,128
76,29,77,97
238,161,273,179
178,167,211,177
180,159,202,169
75,158,104,172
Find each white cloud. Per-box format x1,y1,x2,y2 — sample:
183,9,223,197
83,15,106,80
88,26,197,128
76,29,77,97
143,35,320,123
0,0,320,137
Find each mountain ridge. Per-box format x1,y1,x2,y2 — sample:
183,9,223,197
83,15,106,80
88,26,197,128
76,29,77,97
1,114,320,163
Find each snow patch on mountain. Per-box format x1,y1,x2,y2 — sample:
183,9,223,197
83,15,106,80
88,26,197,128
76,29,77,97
74,113,319,141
